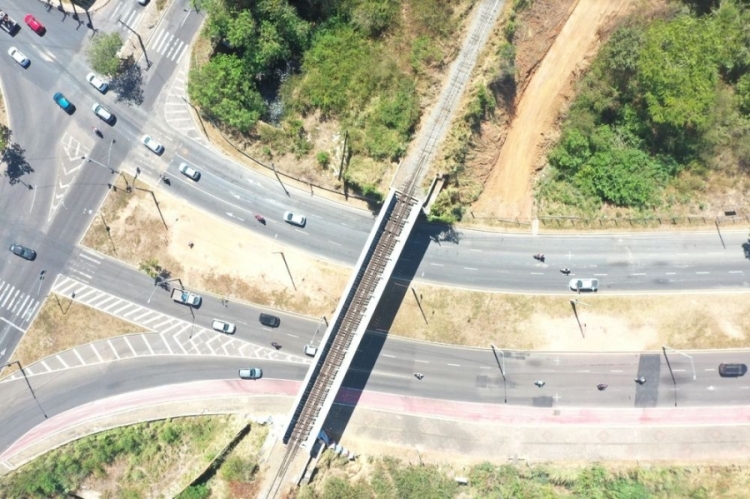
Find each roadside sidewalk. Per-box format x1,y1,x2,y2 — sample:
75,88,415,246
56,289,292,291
4,380,750,473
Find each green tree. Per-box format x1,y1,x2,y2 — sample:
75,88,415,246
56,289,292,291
87,32,123,76
188,54,266,133
637,16,719,132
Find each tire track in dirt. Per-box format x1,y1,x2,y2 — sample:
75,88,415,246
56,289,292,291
473,0,634,219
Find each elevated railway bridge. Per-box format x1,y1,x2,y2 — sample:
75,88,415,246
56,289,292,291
262,0,503,495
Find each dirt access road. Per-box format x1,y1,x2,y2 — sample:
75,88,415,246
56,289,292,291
474,0,634,219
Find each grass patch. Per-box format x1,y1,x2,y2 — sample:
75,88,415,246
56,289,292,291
81,176,348,317
298,455,750,498
390,283,750,351
6,297,141,374
0,415,264,499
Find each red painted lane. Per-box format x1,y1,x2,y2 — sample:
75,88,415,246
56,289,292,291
4,381,750,464
0,379,299,462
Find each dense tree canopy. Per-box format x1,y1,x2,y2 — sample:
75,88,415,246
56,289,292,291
87,32,123,77
542,0,750,212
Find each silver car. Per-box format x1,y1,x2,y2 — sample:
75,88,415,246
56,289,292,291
283,211,306,227
212,319,236,334
569,278,599,292
8,47,29,68
86,72,108,93
238,368,262,380
179,162,201,181
92,103,114,124
141,134,164,155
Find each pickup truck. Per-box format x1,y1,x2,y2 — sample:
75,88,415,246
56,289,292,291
171,288,202,307
0,11,18,34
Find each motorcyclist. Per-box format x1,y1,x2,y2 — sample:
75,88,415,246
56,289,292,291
560,268,571,275
534,380,545,387
271,341,280,349
635,377,646,384
597,383,608,390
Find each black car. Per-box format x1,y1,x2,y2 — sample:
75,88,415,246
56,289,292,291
9,243,36,261
259,313,280,328
719,363,747,377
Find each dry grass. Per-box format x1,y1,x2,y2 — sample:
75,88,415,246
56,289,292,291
81,176,350,317
7,297,142,374
390,284,750,351
76,415,267,498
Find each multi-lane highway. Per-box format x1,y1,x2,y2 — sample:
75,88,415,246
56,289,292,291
1,0,749,462
2,338,748,456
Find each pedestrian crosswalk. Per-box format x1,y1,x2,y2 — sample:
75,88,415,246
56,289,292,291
108,2,145,33
0,281,40,327
148,29,188,64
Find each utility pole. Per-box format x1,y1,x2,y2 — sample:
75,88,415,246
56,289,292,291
4,361,48,419
490,344,507,404
118,17,151,69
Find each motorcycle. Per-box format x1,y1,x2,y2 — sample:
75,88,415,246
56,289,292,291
91,126,102,138
271,342,281,350
255,214,266,225
533,253,545,262
597,383,608,391
635,377,646,385
560,268,571,275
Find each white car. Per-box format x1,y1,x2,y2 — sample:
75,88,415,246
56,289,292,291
141,134,164,154
569,278,599,292
179,162,201,181
303,344,318,357
212,319,236,334
92,103,114,123
86,72,108,93
8,47,29,68
283,211,306,227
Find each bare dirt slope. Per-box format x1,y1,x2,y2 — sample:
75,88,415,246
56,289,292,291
473,0,634,219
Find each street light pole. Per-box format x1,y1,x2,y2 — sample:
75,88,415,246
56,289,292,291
81,155,116,174
4,361,48,419
663,345,696,380
490,344,507,404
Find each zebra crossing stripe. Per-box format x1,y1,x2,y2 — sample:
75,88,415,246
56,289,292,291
90,343,104,363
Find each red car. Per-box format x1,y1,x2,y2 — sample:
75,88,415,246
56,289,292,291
24,14,44,35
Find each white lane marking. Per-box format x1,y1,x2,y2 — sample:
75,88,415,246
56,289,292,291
41,361,51,372
78,253,102,264
133,310,153,322
73,348,85,365
161,334,174,355
328,241,342,246
470,249,482,252
665,272,676,275
107,339,121,360
55,354,69,369
447,363,460,367
2,288,17,308
0,317,25,333
382,354,395,358
90,343,104,363
295,229,309,235
593,273,608,276
415,359,429,363
124,336,137,357
143,334,155,355
729,270,744,274
430,263,444,267
696,271,710,275
23,302,39,321
464,267,478,271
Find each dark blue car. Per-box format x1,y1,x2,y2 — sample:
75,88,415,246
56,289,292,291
53,92,73,112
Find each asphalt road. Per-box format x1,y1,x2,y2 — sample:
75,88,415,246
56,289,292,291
1,342,748,455
1,0,749,459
